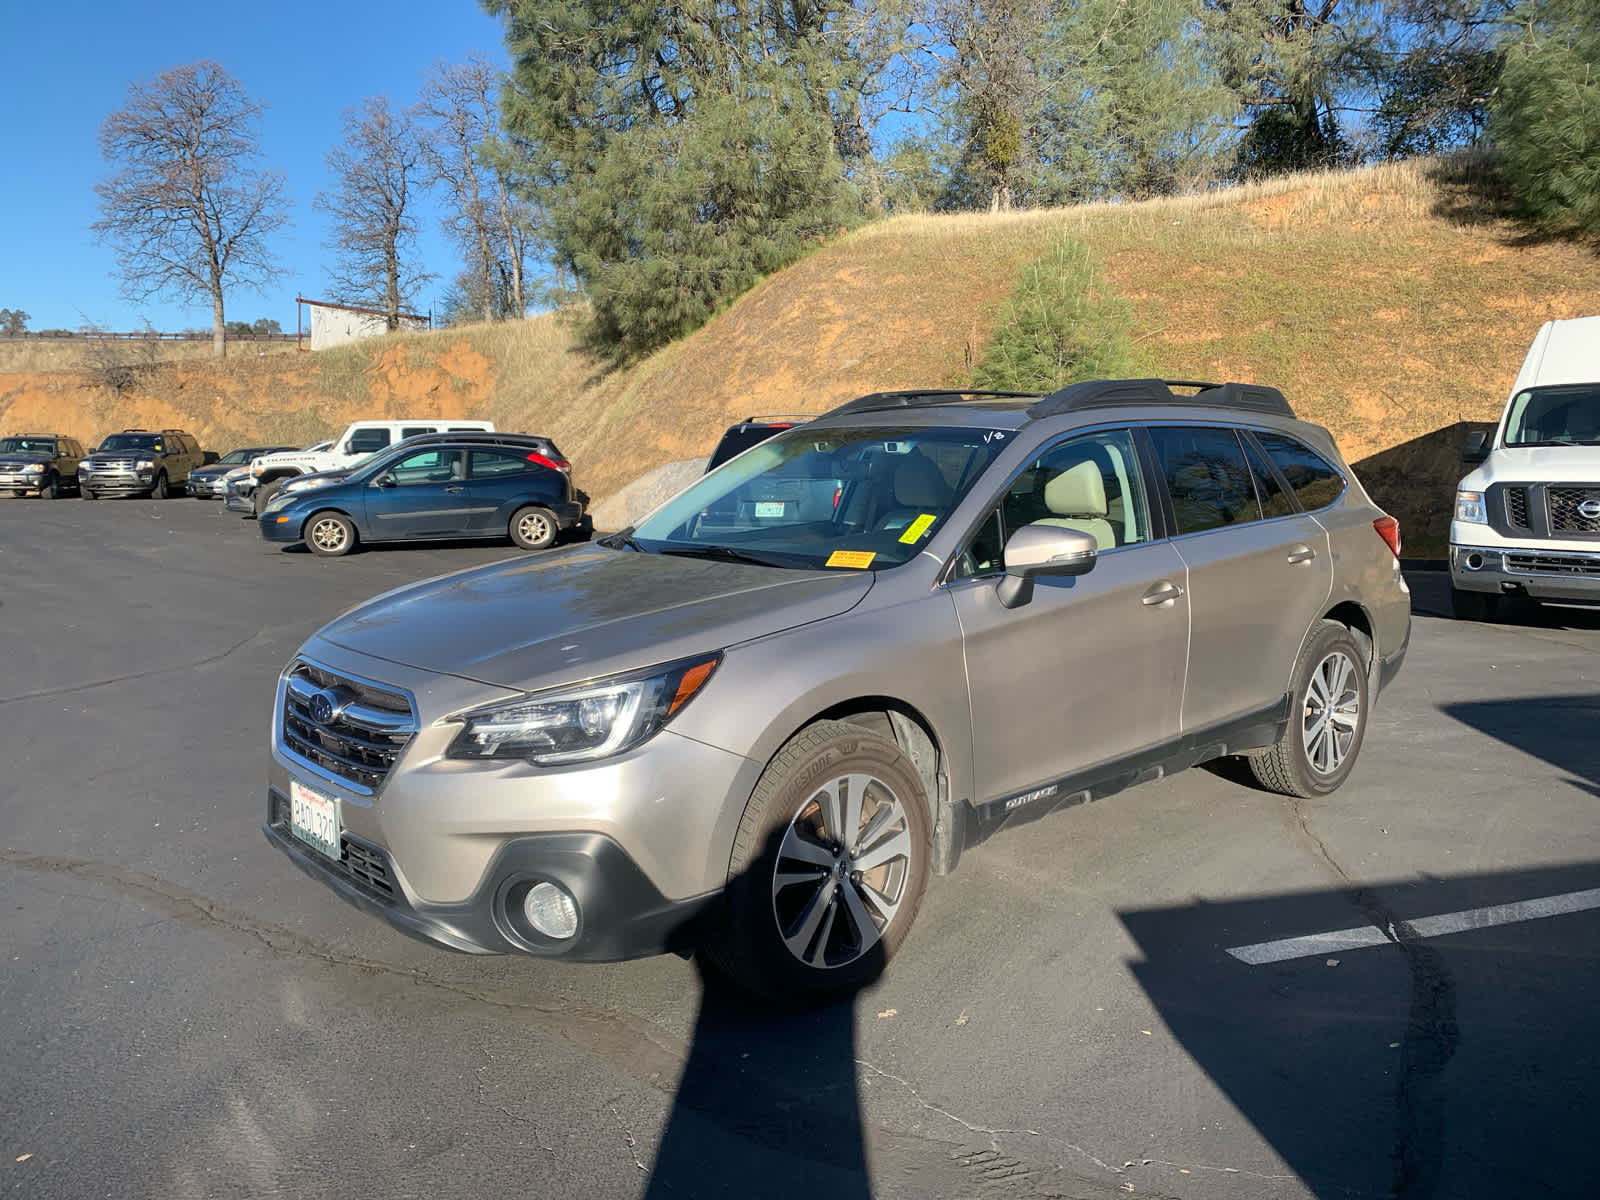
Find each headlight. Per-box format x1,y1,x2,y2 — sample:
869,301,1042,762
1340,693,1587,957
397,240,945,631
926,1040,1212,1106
1454,489,1486,524
136,458,155,469
21,463,44,473
447,654,722,765
284,476,336,493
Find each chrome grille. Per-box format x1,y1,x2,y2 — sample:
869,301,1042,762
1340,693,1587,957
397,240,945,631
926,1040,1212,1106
1505,487,1530,528
1505,551,1600,577
1548,487,1600,535
280,661,415,793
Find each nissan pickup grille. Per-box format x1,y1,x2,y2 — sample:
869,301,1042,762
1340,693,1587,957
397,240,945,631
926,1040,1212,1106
1548,487,1600,535
280,661,416,793
1505,551,1600,577
1505,487,1530,529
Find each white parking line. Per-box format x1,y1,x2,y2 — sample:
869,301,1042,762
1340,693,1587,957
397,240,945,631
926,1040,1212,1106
1225,887,1600,965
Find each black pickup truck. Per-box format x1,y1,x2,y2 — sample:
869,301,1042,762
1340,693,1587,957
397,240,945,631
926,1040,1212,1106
0,434,87,498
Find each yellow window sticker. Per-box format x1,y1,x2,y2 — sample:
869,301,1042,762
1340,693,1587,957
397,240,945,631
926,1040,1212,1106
826,550,877,569
898,513,938,544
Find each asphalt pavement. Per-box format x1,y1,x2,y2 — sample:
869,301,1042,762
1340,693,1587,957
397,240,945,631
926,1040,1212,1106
3,496,1598,1200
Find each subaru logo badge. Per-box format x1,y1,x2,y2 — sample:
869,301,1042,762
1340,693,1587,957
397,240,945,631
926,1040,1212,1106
1578,499,1600,521
308,688,344,726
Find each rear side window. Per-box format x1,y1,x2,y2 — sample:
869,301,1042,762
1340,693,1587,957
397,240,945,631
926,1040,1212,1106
1254,432,1344,511
402,426,435,439
348,428,392,454
1241,436,1298,519
470,450,534,478
1148,426,1261,534
707,424,792,471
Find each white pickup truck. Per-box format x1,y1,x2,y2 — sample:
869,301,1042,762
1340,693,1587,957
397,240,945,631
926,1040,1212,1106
246,418,494,513
1450,315,1600,619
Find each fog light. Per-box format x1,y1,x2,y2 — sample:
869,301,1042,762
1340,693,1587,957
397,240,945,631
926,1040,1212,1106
1466,552,1484,570
523,882,578,940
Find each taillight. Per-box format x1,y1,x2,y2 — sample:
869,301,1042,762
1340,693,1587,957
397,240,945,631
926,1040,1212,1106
526,451,570,473
1373,515,1401,558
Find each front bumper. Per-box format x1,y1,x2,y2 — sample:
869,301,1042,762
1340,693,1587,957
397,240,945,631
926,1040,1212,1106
264,791,719,960
1450,543,1600,602
224,482,257,512
189,475,227,498
79,468,157,495
259,511,305,543
0,470,48,495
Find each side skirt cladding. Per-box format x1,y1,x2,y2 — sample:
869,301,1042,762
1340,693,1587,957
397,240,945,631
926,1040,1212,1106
959,696,1292,850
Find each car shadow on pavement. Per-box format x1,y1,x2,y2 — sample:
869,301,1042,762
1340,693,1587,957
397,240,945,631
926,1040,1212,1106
1441,692,1600,793
1403,567,1600,629
1120,859,1600,1199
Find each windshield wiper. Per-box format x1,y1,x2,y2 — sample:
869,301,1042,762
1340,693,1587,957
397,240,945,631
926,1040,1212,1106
600,528,646,552
656,544,793,568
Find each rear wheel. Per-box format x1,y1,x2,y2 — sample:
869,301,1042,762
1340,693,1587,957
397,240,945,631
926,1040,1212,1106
1450,585,1498,622
705,720,931,1004
509,505,558,550
1249,621,1369,798
305,512,357,557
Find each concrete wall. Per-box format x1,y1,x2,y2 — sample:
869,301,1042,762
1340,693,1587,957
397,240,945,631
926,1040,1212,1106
308,306,429,351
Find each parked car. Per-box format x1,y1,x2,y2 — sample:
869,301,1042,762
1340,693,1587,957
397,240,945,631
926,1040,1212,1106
189,445,299,499
1450,315,1600,619
0,434,86,498
704,414,813,472
78,429,205,499
225,440,334,515
261,379,1409,1002
247,419,496,514
258,434,584,556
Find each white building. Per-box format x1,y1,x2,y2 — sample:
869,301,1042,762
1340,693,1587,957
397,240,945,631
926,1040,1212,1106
297,297,430,350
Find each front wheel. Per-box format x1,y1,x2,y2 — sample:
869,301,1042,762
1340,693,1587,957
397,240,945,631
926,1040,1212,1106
38,472,58,499
1249,621,1370,798
305,512,357,557
81,487,97,500
149,472,168,499
1450,585,1499,622
509,505,558,550
705,720,932,1004
254,479,283,516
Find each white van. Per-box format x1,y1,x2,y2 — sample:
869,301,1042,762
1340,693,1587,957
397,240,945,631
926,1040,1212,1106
247,418,494,511
1450,315,1600,619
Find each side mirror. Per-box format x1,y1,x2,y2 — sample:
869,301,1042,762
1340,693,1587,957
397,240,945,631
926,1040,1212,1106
1463,429,1490,465
374,473,396,489
996,525,1098,609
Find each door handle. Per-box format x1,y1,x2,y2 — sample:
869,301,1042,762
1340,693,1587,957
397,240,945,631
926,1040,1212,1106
444,485,465,493
1286,545,1316,565
1142,582,1184,606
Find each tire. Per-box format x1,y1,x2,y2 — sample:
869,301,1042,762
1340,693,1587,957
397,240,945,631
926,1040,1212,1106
305,512,357,557
82,488,97,500
1450,585,1498,622
38,472,57,499
509,505,558,550
254,479,283,515
149,471,168,500
705,719,932,1004
1249,620,1370,798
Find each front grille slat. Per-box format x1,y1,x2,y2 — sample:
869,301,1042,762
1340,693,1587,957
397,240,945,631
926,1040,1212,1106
1506,487,1530,528
279,660,416,793
1505,551,1600,577
1548,487,1600,535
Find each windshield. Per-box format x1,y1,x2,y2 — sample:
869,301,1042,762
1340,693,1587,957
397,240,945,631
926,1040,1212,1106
0,437,56,454
217,449,256,465
1504,384,1600,446
629,423,1011,570
98,433,163,453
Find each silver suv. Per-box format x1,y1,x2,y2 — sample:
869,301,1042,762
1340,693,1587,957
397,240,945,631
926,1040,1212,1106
263,380,1410,1001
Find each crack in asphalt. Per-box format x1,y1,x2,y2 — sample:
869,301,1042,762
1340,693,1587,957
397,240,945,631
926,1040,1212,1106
0,626,278,706
1287,798,1460,1200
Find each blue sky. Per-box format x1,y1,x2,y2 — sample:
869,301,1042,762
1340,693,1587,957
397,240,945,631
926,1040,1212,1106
0,1,511,335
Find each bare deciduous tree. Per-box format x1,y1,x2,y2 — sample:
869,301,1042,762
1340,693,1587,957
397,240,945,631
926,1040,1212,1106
315,97,431,329
418,57,544,322
92,61,287,357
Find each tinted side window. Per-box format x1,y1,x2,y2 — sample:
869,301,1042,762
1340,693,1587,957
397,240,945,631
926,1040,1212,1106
1241,435,1297,519
470,450,533,478
1255,432,1344,512
402,426,434,439
1148,426,1261,534
348,428,392,454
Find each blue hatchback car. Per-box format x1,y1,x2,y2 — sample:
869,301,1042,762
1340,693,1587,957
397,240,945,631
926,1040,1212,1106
259,439,585,557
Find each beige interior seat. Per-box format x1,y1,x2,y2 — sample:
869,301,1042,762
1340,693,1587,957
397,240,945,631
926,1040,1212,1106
1030,460,1116,550
874,451,952,532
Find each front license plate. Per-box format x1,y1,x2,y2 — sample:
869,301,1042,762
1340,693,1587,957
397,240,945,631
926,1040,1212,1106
289,778,341,861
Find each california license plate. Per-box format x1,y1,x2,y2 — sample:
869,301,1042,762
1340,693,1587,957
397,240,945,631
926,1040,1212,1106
754,501,786,518
289,778,341,861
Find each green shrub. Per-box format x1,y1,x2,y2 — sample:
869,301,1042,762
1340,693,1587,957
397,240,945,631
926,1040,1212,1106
972,234,1132,392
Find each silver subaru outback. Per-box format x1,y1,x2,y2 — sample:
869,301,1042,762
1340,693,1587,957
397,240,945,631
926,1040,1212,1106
264,379,1410,1001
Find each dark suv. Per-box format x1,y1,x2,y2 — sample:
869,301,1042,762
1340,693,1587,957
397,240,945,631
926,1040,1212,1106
79,429,206,499
0,434,86,498
705,415,813,472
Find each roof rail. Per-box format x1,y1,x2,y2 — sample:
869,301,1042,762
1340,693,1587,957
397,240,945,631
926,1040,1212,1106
1027,378,1294,420
821,389,1044,419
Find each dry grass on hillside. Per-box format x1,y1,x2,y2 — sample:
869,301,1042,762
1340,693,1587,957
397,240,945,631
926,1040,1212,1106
3,159,1596,552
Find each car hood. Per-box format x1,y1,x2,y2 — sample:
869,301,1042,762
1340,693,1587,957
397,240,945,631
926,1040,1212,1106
84,451,152,463
285,468,355,489
1462,445,1600,489
0,453,52,466
314,544,874,691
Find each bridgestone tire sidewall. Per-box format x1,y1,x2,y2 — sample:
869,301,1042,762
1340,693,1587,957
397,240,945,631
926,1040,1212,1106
713,720,932,1003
